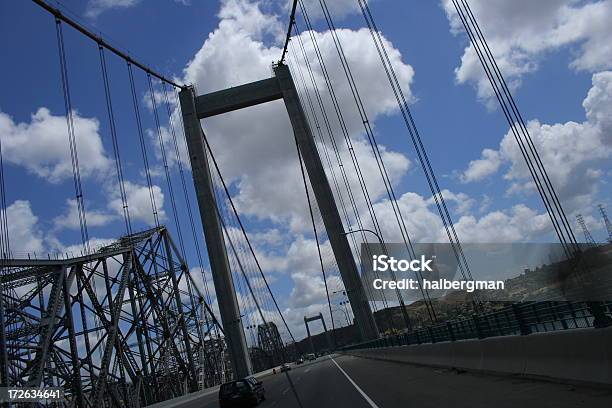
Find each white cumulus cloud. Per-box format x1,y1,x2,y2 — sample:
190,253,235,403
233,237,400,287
458,71,612,213
53,198,118,231
442,0,612,104
4,200,45,255
108,181,166,225
0,108,111,184
182,0,415,235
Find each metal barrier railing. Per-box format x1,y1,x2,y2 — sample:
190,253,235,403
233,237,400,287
342,301,612,351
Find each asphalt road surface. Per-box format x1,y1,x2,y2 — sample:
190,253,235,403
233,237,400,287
179,355,612,408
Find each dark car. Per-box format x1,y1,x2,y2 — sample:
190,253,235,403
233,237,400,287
219,377,265,407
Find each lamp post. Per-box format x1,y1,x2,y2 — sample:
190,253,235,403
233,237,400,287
339,300,351,323
245,323,258,347
331,290,353,327
341,228,385,248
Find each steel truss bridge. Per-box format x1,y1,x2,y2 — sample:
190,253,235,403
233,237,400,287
1,227,227,406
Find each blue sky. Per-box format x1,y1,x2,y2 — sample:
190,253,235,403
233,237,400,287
1,0,611,338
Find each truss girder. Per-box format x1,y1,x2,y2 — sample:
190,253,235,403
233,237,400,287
0,227,224,407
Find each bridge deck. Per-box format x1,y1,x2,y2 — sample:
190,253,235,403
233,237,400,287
156,355,611,407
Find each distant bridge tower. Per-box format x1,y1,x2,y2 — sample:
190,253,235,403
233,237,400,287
304,313,333,354
576,214,597,247
598,204,612,243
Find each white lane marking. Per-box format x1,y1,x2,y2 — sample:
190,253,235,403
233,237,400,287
330,357,380,408
304,368,311,373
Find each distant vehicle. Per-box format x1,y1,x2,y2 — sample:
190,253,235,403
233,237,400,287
280,363,291,372
305,353,316,361
295,357,304,364
219,376,265,407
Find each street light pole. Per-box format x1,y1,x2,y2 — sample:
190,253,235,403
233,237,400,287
341,229,413,333
331,290,353,328
340,300,351,324
342,228,385,247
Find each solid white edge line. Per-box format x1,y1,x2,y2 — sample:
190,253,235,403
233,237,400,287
330,356,381,408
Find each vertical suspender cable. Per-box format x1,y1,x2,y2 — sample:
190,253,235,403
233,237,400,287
354,0,477,288
55,18,90,252
147,74,185,257
0,134,9,258
217,205,267,329
128,63,160,228
99,45,132,235
0,115,10,388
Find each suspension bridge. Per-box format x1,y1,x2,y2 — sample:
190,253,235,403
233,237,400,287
0,0,611,407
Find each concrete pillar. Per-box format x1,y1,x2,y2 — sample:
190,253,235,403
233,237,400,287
178,87,252,379
274,64,379,341
304,317,314,354
318,312,333,351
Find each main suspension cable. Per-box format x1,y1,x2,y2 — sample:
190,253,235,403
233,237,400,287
280,0,299,64
32,0,182,88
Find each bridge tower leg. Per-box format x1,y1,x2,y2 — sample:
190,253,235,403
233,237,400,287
275,64,379,342
179,63,379,350
304,313,334,354
304,317,315,354
318,312,334,351
179,87,253,379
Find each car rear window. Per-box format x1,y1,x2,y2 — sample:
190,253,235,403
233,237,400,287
220,383,235,395
220,380,250,396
